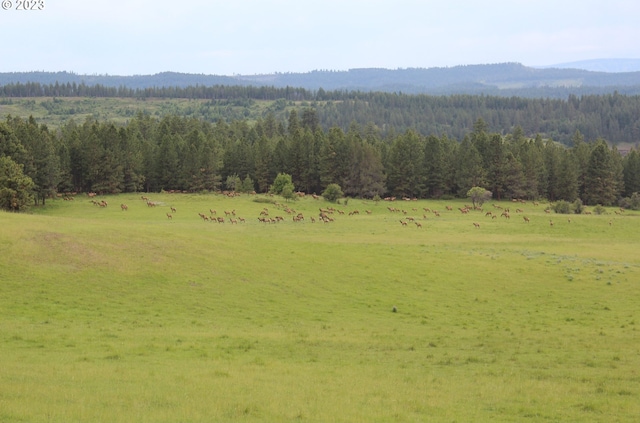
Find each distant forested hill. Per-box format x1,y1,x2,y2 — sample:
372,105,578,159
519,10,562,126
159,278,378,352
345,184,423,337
2,63,640,146
2,63,640,97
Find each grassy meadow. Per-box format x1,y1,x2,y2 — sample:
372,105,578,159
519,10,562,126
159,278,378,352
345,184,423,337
1,193,639,422
0,97,292,128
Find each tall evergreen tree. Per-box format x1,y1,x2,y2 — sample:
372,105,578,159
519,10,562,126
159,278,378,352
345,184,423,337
386,130,425,197
583,139,618,205
423,135,446,197
623,149,640,196
453,136,485,196
253,135,274,193
556,149,579,201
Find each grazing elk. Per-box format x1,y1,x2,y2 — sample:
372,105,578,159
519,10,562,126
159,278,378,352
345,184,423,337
414,222,422,228
473,222,480,228
120,204,128,211
166,213,172,219
523,216,530,223
170,206,177,213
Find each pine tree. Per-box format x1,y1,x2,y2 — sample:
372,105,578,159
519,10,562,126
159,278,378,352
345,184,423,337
623,149,640,196
583,139,618,205
454,136,485,196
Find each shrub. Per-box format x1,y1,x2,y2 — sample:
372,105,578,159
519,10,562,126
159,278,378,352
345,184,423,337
553,200,573,214
572,198,585,214
270,173,294,195
618,192,640,210
592,205,607,215
322,183,344,203
253,197,276,204
467,187,492,208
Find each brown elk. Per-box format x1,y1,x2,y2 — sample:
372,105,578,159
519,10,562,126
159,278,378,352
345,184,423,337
400,220,408,226
170,206,177,213
120,204,128,211
415,222,422,228
473,222,480,228
166,213,172,219
523,216,530,223
549,220,554,226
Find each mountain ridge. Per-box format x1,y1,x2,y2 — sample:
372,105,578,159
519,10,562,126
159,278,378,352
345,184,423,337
2,61,640,97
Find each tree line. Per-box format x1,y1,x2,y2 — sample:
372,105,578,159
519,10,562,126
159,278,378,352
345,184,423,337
3,82,640,145
1,110,640,212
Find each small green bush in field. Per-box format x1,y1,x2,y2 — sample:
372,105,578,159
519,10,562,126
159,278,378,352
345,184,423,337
553,200,573,214
593,204,607,215
322,183,344,203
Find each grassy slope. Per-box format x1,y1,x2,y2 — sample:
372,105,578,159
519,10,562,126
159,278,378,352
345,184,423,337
1,194,639,422
0,97,288,128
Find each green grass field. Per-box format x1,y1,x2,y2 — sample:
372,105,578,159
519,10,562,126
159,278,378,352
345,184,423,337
0,97,296,128
1,194,639,422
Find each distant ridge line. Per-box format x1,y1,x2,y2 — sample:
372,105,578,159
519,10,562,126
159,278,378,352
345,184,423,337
2,61,640,97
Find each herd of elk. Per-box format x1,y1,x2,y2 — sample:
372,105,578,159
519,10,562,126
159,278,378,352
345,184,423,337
81,193,615,232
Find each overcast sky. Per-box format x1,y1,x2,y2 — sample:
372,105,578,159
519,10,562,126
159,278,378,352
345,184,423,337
1,0,638,75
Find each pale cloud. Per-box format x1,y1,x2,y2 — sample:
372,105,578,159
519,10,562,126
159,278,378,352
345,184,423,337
1,0,639,75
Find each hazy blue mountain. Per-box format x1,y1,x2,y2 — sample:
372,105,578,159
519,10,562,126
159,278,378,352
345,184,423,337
539,58,640,73
2,63,640,97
